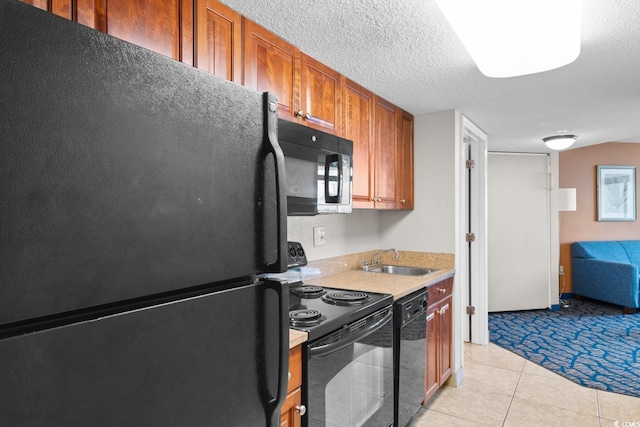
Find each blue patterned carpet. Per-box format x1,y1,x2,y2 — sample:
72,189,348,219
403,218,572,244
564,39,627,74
488,300,640,398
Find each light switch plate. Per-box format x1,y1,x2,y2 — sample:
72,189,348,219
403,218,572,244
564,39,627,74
313,226,325,247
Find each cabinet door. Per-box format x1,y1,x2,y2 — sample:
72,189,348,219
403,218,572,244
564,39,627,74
280,387,302,427
424,307,439,402
398,110,414,210
300,54,342,134
373,97,399,209
344,79,375,209
75,0,193,63
438,296,453,385
243,19,300,122
21,0,193,64
194,0,242,83
21,0,72,19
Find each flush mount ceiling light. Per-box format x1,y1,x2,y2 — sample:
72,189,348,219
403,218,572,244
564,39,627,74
435,0,582,78
543,134,577,150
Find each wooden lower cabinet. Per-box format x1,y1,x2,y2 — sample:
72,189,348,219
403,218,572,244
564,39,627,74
280,387,302,427
424,277,453,403
281,345,304,427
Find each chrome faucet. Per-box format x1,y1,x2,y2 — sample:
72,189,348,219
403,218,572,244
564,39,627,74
370,248,399,266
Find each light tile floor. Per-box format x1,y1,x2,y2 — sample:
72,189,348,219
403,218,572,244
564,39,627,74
411,342,640,427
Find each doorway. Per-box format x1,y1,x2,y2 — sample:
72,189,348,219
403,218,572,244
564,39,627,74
459,116,488,345
487,153,551,311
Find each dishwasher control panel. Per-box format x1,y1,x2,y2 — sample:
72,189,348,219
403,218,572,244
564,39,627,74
396,288,428,327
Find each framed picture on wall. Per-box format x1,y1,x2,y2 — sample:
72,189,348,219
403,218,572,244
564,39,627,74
597,165,637,221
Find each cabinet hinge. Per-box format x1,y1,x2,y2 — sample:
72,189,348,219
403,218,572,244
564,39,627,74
466,160,475,169
465,233,475,242
466,306,476,315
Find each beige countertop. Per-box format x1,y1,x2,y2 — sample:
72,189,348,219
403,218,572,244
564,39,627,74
303,250,455,301
289,329,307,349
304,268,455,301
287,250,455,348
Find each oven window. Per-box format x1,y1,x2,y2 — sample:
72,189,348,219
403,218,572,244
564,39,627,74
306,319,394,427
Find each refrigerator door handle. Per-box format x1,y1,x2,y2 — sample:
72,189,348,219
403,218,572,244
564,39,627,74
261,92,288,273
262,278,289,427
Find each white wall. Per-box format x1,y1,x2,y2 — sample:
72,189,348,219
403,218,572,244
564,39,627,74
287,210,381,261
380,110,459,253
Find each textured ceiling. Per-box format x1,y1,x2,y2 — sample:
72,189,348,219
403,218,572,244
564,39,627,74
220,0,640,152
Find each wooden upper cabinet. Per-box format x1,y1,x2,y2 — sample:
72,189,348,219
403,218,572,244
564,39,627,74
20,0,193,64
194,0,242,83
398,110,414,210
243,21,341,134
299,54,341,134
344,79,375,209
74,0,194,64
373,97,399,209
243,19,301,122
22,0,72,19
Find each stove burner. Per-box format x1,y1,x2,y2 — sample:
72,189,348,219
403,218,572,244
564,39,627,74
291,285,325,298
322,291,372,306
289,309,325,327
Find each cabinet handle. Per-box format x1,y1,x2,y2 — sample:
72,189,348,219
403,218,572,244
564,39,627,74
295,405,307,416
294,111,312,120
437,288,446,294
288,372,291,381
400,199,406,203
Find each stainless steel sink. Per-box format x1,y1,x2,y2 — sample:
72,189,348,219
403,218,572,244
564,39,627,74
367,265,439,276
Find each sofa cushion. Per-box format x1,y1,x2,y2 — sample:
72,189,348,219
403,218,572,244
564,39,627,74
571,241,632,264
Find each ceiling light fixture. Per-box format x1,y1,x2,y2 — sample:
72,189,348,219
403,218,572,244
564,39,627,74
435,0,582,78
543,134,577,150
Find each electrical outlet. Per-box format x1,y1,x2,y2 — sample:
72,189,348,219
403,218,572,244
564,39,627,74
559,265,564,275
313,226,325,247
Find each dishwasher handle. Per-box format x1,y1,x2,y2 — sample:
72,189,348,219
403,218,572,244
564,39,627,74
309,307,393,359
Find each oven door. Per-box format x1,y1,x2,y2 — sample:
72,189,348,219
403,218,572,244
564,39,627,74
304,306,394,427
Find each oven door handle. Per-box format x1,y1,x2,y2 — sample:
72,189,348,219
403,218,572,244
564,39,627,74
308,308,393,359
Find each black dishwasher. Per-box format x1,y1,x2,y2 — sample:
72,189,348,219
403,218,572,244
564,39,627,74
393,288,428,426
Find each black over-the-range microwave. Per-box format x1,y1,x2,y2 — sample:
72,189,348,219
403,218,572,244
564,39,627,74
277,119,353,216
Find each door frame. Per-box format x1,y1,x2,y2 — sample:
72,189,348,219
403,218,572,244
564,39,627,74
459,115,488,345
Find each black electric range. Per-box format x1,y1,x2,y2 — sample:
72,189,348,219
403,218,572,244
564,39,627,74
284,242,393,342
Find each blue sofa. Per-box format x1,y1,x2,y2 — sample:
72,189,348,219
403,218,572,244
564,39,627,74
571,240,640,313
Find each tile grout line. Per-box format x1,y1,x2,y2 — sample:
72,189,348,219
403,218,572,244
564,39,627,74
595,390,601,427
500,360,526,426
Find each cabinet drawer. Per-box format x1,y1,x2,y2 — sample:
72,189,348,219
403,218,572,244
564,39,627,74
288,345,302,393
428,277,453,305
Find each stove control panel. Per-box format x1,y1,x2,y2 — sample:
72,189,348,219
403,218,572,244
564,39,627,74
287,241,307,268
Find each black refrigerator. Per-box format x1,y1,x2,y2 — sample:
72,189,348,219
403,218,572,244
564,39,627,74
0,1,289,425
